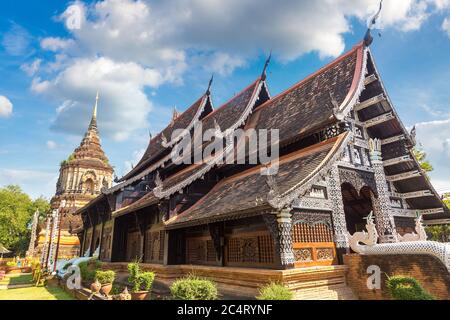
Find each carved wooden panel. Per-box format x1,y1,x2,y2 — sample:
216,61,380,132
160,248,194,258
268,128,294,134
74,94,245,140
100,226,112,260
292,223,333,243
225,231,275,268
126,231,142,262
258,234,274,264
144,230,165,264
84,228,93,254
291,222,337,267
186,236,217,265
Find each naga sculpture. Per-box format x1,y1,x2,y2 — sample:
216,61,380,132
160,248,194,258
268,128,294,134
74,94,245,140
347,212,450,273
397,215,427,242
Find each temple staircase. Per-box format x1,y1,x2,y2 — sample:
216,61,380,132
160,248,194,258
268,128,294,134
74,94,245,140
101,262,358,300
283,265,358,300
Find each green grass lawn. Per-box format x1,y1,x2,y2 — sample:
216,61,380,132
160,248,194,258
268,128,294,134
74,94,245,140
0,273,33,285
0,286,75,300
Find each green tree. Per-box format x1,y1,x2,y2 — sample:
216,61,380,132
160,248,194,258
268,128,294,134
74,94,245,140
412,147,433,173
0,185,50,255
443,193,450,210
425,225,450,242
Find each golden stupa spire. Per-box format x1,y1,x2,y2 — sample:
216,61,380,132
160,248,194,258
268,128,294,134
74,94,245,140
92,91,99,120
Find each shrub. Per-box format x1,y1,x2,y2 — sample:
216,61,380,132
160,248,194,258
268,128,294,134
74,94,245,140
78,259,101,283
386,275,435,300
136,272,155,292
127,262,155,293
127,261,140,284
256,282,293,300
170,276,218,300
95,270,116,285
111,284,126,295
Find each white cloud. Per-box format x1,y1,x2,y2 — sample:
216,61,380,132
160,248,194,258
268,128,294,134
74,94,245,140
1,23,33,56
200,52,246,76
21,59,42,76
0,169,57,199
123,148,146,175
433,0,450,10
31,77,50,93
0,96,13,118
443,18,450,37
35,57,162,141
27,0,450,142
415,116,450,195
46,140,57,149
40,37,75,52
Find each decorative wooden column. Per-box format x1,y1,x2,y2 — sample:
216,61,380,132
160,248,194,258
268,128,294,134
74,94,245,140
163,230,170,265
208,223,224,266
369,138,398,243
328,165,350,258
276,209,295,269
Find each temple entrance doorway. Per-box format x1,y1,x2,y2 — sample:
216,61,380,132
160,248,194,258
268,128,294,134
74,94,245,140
341,183,374,235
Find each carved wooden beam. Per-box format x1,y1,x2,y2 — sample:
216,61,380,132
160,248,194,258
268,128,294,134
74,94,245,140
381,134,405,145
354,93,385,111
382,155,412,167
419,208,445,215
391,190,434,199
364,111,395,128
392,207,444,217
423,218,450,225
386,170,421,182
364,74,378,86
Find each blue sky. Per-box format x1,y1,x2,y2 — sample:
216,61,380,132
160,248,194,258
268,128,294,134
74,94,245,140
0,0,450,199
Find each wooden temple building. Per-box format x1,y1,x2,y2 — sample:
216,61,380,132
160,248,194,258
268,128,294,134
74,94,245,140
34,94,114,259
74,41,449,271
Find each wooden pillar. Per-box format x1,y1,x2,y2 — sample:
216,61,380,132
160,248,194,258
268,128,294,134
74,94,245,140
263,210,295,269
328,165,350,263
277,209,295,269
98,220,105,260
163,231,170,265
208,223,224,266
110,217,122,262
137,213,146,262
369,138,398,243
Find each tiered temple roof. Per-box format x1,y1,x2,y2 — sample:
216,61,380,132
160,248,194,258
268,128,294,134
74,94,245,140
76,41,449,232
166,134,349,229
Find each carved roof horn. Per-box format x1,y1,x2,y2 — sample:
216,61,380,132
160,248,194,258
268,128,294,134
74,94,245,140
364,0,383,47
261,50,272,81
206,74,214,96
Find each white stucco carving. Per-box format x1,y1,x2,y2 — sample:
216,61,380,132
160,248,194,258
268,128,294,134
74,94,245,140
347,213,450,273
398,215,427,242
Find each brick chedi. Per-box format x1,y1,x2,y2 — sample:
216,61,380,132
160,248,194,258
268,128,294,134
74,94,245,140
35,93,114,258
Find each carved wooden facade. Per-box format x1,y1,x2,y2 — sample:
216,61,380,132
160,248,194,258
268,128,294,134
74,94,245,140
75,41,448,272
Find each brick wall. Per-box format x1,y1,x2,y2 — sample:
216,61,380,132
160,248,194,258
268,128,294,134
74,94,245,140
344,254,450,300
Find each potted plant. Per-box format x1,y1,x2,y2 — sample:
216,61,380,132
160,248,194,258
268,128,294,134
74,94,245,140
79,258,101,288
90,279,101,295
95,270,116,297
127,262,155,300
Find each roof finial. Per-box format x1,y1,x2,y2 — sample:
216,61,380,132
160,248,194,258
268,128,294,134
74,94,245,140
364,0,383,47
261,50,272,81
206,74,214,96
92,91,99,120
171,106,180,123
